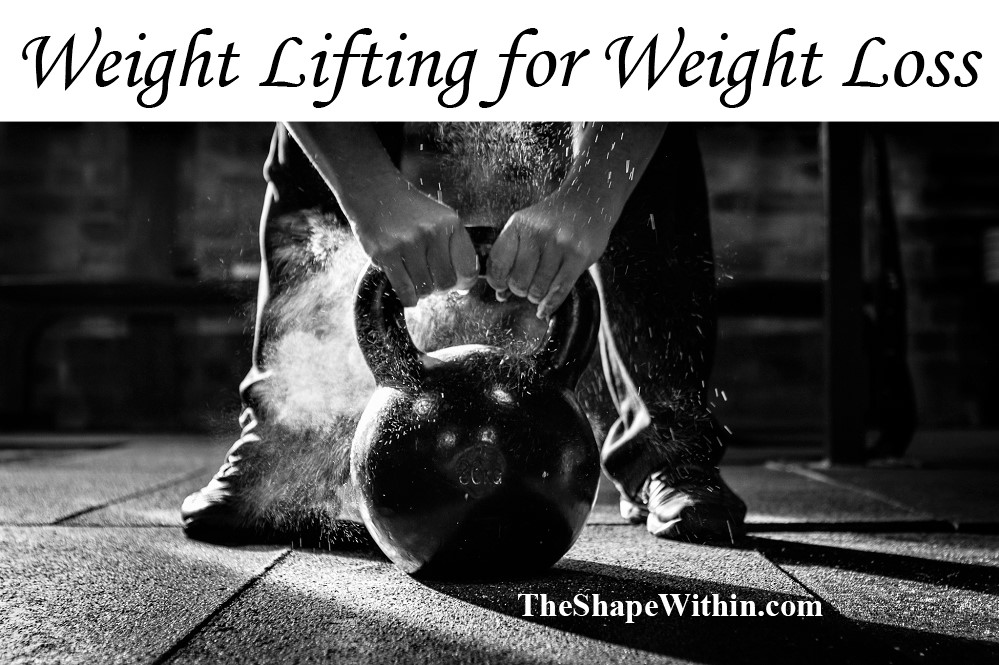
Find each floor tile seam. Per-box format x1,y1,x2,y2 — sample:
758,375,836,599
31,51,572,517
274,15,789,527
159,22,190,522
0,523,184,529
147,548,293,665
758,552,926,665
50,466,215,525
757,550,914,662
746,520,957,534
770,463,938,518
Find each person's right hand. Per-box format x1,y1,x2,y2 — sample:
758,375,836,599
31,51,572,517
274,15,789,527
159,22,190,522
351,178,478,308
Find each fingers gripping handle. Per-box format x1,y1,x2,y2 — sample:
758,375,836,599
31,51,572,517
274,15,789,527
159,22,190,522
355,260,600,390
467,226,601,384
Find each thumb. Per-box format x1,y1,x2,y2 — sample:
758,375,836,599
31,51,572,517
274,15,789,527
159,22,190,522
486,221,519,292
450,226,478,289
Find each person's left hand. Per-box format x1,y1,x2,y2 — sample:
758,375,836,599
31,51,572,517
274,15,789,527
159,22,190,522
486,190,614,319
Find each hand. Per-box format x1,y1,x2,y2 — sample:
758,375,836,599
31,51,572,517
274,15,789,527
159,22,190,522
281,122,478,308
486,190,613,319
352,179,478,307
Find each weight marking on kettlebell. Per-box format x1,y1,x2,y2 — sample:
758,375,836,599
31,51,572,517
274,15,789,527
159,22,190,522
453,444,505,495
353,265,601,573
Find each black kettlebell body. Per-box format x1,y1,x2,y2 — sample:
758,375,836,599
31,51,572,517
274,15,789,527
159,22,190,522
350,265,601,578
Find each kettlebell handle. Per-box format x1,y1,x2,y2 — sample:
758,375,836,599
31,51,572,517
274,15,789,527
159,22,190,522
532,268,600,387
354,263,427,387
354,263,600,389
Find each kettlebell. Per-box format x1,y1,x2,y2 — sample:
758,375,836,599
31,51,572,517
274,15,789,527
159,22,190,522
350,260,601,578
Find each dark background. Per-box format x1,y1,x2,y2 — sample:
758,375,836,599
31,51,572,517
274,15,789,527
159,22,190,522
1,123,996,443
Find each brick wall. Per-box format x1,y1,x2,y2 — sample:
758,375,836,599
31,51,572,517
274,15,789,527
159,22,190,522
702,123,999,430
0,123,268,431
175,123,271,280
0,124,131,277
889,125,999,426
702,124,826,432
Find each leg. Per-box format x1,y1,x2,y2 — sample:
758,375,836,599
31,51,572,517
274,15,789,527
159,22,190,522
182,125,374,545
578,124,746,543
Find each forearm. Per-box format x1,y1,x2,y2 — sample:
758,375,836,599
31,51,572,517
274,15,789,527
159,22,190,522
559,122,667,227
282,122,405,230
487,122,666,315
282,122,477,302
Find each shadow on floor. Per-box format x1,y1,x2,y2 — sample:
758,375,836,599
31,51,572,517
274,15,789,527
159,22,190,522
156,575,554,665
421,559,998,665
748,536,999,594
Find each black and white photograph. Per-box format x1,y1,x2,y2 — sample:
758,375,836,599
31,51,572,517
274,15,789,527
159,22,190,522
1,4,998,662
2,119,997,663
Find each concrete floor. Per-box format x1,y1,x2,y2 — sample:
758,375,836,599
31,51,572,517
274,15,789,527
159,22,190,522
1,434,997,664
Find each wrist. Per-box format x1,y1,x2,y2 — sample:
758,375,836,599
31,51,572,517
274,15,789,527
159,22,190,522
552,179,624,230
